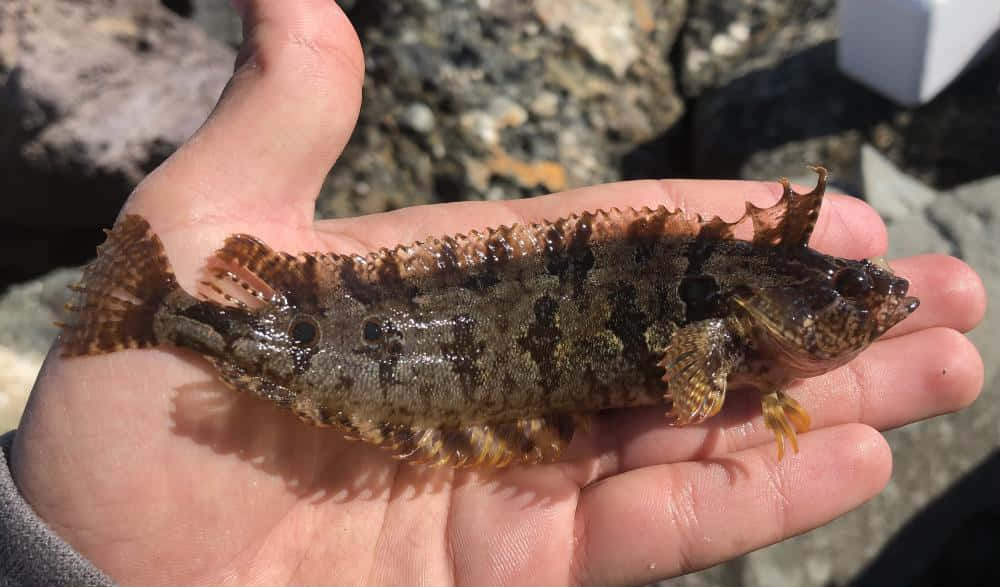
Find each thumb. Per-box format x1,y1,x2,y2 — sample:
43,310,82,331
126,0,364,229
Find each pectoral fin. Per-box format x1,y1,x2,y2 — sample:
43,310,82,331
659,319,743,426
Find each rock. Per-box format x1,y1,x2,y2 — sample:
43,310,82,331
677,0,838,99
529,91,560,118
187,0,243,47
316,0,686,218
690,41,1000,192
487,96,529,129
0,346,42,433
401,102,437,134
862,145,937,222
885,212,953,260
690,41,889,190
533,0,642,79
868,49,1000,190
0,267,79,433
0,0,234,287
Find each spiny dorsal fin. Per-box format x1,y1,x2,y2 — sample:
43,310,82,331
338,166,828,288
205,167,828,302
210,235,336,308
746,165,826,248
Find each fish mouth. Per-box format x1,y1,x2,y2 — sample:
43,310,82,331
896,296,920,319
880,295,920,334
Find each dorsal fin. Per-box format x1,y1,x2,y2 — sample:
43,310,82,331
746,165,826,248
201,167,829,306
209,235,336,308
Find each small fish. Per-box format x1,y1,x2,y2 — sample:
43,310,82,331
60,167,918,467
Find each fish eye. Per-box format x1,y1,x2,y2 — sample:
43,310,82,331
834,268,872,298
362,318,383,343
289,317,319,345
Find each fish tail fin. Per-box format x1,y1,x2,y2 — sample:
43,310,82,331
59,215,178,356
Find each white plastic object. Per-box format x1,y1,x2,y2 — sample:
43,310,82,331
837,0,1000,106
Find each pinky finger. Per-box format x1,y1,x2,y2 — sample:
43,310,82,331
570,424,891,585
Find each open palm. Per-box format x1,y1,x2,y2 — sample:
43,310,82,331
9,2,985,584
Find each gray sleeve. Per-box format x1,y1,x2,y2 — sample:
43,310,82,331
0,431,116,587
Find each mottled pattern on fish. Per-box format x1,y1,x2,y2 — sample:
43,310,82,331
60,167,919,467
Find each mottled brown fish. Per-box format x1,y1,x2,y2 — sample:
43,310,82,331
60,167,918,467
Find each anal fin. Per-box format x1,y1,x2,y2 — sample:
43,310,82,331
303,411,586,468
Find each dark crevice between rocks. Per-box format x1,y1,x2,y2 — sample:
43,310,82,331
161,0,193,18
0,159,128,292
620,17,696,182
690,41,895,178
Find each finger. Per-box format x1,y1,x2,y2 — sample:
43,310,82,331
126,0,363,227
318,178,888,261
600,327,981,472
884,254,987,337
571,424,890,585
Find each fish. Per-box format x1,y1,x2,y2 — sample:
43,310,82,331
59,166,919,467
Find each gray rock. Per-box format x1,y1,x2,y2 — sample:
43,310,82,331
401,102,437,134
689,35,1000,190
0,0,233,286
677,0,838,99
885,212,953,261
862,145,937,222
690,41,891,191
871,51,1000,190
316,0,686,218
0,267,79,433
529,91,560,118
534,0,642,79
188,0,243,47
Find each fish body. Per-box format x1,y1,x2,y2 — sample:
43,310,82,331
61,168,918,466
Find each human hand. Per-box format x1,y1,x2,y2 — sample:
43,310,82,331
10,1,986,584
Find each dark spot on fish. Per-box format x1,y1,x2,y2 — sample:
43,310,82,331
461,270,501,292
441,314,486,393
441,313,486,393
517,295,562,393
357,319,404,386
284,253,320,308
545,217,595,299
605,281,651,366
632,240,656,265
339,262,379,305
684,237,716,277
679,275,721,322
